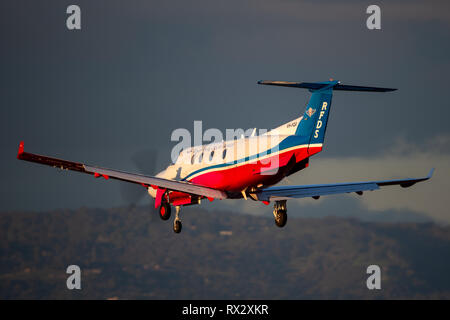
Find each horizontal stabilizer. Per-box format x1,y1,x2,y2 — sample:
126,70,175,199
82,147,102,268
257,80,397,92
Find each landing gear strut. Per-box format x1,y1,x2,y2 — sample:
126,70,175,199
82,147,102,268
158,201,183,234
173,206,182,233
273,200,287,228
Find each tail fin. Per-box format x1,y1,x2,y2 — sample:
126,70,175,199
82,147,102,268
258,80,396,155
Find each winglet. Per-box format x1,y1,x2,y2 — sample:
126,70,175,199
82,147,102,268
427,168,435,179
17,141,24,159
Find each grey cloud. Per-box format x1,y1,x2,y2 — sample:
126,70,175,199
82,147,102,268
1,0,449,216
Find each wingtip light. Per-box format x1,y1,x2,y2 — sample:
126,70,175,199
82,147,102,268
17,141,24,159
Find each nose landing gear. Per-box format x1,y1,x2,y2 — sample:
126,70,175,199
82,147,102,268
273,200,287,228
173,206,182,234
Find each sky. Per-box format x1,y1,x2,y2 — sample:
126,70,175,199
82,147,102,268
1,0,450,223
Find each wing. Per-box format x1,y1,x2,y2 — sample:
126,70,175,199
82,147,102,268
16,141,227,200
253,169,434,201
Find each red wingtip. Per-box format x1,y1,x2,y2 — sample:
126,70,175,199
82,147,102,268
17,141,24,159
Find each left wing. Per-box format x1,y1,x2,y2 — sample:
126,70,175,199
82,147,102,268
16,141,227,200
253,169,434,201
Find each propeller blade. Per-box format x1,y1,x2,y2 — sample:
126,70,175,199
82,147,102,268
120,148,159,207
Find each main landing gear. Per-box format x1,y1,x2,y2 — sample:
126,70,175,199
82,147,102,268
158,201,182,233
173,206,182,233
160,200,288,232
273,200,287,228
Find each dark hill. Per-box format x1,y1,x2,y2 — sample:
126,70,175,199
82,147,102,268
1,206,449,299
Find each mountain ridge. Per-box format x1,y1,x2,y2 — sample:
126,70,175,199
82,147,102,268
1,206,449,299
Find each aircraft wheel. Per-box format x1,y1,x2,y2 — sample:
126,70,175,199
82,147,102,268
159,202,171,220
173,219,182,233
274,209,287,228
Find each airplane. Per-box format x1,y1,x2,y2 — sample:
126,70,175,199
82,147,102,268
17,79,434,233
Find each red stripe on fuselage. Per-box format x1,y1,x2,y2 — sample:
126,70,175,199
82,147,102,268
166,145,323,205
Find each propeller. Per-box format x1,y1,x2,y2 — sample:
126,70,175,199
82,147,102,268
120,148,159,209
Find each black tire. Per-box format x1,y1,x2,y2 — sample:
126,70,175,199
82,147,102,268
173,220,182,233
159,202,171,221
275,210,287,228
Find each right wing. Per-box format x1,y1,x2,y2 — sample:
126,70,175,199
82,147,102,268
16,141,227,200
253,169,434,201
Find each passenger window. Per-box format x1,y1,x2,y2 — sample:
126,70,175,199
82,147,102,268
191,154,195,165
209,150,215,161
222,149,227,159
198,152,203,163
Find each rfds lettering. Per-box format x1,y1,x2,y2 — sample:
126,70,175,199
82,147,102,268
314,101,328,138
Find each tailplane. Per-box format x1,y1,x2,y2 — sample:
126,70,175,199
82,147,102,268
257,80,396,92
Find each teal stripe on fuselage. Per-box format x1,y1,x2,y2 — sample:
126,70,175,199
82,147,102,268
181,135,309,181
